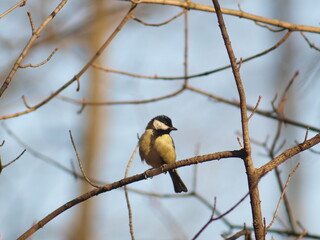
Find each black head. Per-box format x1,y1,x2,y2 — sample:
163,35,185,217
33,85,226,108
146,115,177,132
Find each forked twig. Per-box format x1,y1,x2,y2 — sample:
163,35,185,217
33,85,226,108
19,48,58,68
193,190,251,239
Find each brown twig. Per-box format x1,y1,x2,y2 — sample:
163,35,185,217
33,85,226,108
186,85,320,133
254,21,286,32
1,149,26,169
128,0,320,33
300,32,320,51
0,0,27,19
248,96,262,121
131,9,187,26
0,0,68,99
57,87,185,106
193,189,251,239
15,133,320,239
26,11,35,35
19,48,58,68
90,31,291,81
295,230,308,240
258,133,320,177
0,3,138,119
211,0,263,238
267,72,300,232
124,144,139,240
69,130,101,188
266,163,300,231
183,4,189,87
225,228,252,240
17,149,244,240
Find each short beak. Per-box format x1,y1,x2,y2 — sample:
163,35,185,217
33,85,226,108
170,126,177,131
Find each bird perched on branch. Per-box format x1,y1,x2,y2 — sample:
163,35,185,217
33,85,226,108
139,115,188,193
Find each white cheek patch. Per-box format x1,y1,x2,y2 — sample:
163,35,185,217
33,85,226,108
153,119,169,130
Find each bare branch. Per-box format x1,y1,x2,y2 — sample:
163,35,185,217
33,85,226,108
57,87,185,106
258,133,320,177
131,9,186,26
124,144,139,240
248,96,262,121
266,163,300,231
300,32,320,51
91,31,291,81
0,0,68,99
26,11,35,35
128,0,320,33
69,130,101,188
1,149,26,169
225,228,252,240
186,85,320,133
17,149,244,240
0,3,138,119
19,48,58,68
254,21,286,32
0,0,27,19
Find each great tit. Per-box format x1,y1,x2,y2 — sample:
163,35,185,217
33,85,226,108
139,115,188,193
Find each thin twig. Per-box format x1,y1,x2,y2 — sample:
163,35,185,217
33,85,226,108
128,0,320,33
124,144,139,240
300,32,320,51
225,228,252,240
258,133,320,177
193,189,251,239
248,96,262,120
57,87,185,106
0,0,27,19
69,130,101,188
186,85,320,133
266,163,300,231
254,21,286,32
26,11,35,35
21,95,32,109
0,0,68,99
0,3,137,119
295,230,308,240
131,9,186,26
1,149,26,169
19,48,58,68
183,4,189,87
16,132,320,239
90,31,291,81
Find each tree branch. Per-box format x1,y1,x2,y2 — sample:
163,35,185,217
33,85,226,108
17,149,243,240
128,0,320,33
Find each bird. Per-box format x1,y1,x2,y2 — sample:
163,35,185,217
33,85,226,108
138,115,188,193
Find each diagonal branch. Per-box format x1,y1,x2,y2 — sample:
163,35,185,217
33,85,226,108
257,133,320,177
17,149,243,240
129,0,320,33
0,3,138,120
0,0,68,98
